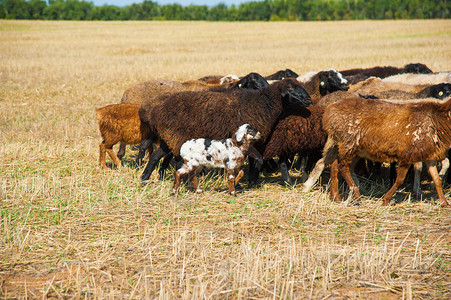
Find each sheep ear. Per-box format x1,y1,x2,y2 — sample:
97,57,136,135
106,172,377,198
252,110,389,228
235,126,246,142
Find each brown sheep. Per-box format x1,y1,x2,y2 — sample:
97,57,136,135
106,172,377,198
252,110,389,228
96,103,151,169
322,97,451,207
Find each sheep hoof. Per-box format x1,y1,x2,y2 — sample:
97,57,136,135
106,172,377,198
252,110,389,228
300,185,310,193
440,201,450,208
230,191,237,196
284,180,294,187
171,189,177,195
196,189,203,194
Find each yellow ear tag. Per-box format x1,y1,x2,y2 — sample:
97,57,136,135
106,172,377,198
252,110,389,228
439,91,443,96
320,81,325,86
282,77,285,80
238,83,242,88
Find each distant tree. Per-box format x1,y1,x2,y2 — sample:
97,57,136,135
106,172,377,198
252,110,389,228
92,5,123,20
208,3,229,21
160,3,184,20
1,0,31,19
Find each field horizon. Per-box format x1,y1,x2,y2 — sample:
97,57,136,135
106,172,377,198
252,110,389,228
1,19,450,298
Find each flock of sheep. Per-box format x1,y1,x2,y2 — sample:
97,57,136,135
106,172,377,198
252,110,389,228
96,63,451,207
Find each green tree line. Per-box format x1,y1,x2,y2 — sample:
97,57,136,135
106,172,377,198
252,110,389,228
0,0,449,21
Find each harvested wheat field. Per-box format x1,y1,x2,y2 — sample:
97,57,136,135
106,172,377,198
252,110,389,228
1,20,450,299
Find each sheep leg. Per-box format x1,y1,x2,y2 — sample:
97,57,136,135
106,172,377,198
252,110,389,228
389,162,397,185
413,162,423,197
301,157,325,192
382,164,410,206
101,140,122,169
117,143,126,161
105,148,122,168
172,164,194,194
302,137,337,192
299,156,309,183
136,132,156,166
339,159,362,201
142,142,170,181
99,142,108,169
329,159,342,202
227,169,238,196
247,157,259,187
438,157,449,181
158,153,174,180
247,145,264,170
279,155,294,186
349,157,361,188
234,169,244,186
172,170,184,194
425,161,449,207
189,166,203,193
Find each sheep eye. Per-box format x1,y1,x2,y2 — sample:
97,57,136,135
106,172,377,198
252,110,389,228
320,81,325,86
238,83,242,88
438,91,443,96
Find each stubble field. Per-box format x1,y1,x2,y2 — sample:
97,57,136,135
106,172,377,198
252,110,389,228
1,19,450,299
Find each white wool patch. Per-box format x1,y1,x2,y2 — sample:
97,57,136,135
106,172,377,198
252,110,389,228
235,124,249,142
220,74,240,85
327,68,348,84
382,72,451,85
298,71,318,83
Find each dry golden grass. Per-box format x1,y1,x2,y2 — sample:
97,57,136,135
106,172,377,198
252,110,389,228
1,20,450,299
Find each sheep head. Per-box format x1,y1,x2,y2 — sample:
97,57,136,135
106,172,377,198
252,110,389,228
234,72,269,90
265,69,299,80
402,63,433,74
318,69,349,96
429,83,451,100
278,78,312,107
235,124,262,144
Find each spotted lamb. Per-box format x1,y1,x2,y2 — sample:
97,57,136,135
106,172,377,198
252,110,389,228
172,124,262,196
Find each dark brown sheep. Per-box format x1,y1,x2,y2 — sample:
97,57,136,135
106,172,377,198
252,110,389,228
323,97,451,207
138,78,312,181
119,73,268,164
262,104,327,185
340,63,432,84
96,104,151,169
